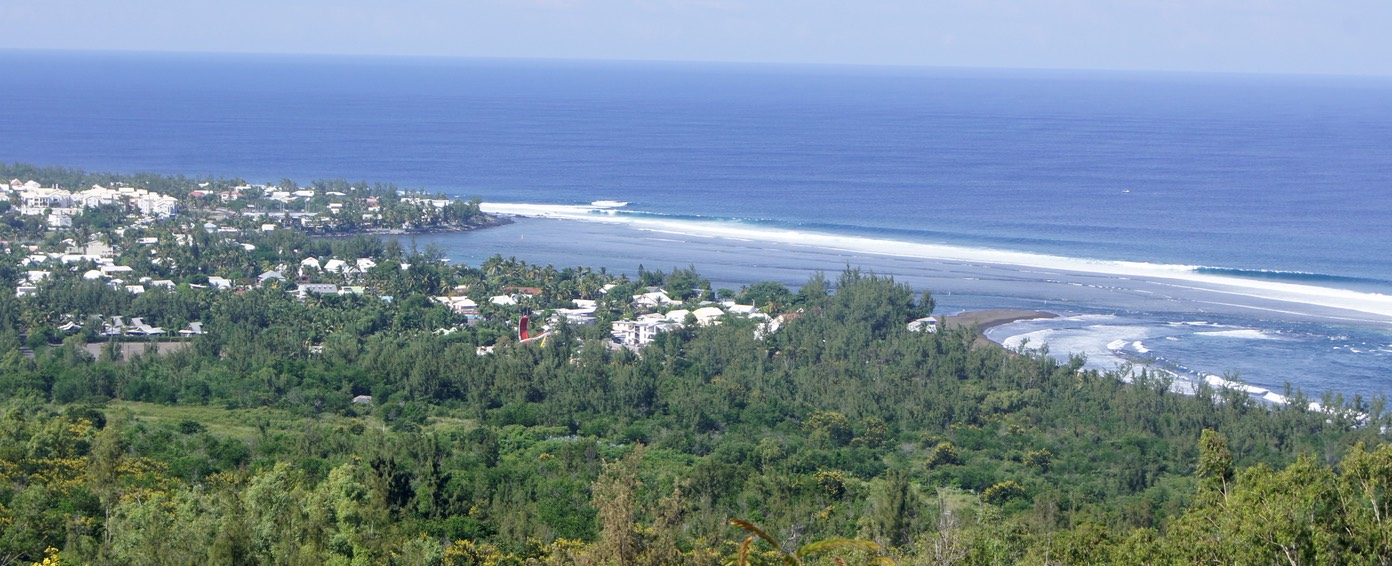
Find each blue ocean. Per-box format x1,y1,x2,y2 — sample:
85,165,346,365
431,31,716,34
2,50,1390,402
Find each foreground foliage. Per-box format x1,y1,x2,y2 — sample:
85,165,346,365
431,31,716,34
1,268,1387,564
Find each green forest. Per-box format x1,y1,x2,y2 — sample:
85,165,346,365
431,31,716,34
2,165,1391,565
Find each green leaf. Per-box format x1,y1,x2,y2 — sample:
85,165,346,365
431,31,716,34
730,518,783,551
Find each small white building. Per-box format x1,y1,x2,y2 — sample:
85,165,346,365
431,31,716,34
552,307,597,326
435,296,478,314
258,271,286,285
907,316,938,333
726,304,759,316
690,306,726,326
298,283,339,297
127,317,163,334
632,291,675,308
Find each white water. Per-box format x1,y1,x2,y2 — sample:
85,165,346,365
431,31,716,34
483,201,1392,323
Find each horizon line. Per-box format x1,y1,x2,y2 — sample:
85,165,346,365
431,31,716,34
3,47,1388,81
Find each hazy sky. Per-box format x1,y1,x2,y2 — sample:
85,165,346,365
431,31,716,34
3,0,1390,75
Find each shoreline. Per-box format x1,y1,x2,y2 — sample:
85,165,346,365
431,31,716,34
938,309,1059,350
314,215,513,238
940,309,1060,332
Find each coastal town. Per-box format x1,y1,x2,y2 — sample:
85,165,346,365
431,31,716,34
5,171,926,359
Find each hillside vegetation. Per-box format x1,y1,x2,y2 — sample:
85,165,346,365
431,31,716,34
3,268,1389,564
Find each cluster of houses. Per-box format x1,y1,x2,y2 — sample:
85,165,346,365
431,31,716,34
7,179,180,228
7,176,916,352
428,283,772,350
44,316,206,338
96,317,205,337
610,297,764,347
226,184,461,231
6,177,465,236
16,239,148,295
12,222,930,350
432,286,597,326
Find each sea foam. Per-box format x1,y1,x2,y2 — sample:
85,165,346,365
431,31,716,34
481,201,1392,323
1196,329,1277,340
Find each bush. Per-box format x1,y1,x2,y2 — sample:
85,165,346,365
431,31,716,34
927,441,961,468
177,419,206,434
983,480,1026,505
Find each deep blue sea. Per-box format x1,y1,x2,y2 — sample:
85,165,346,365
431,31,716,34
2,50,1390,403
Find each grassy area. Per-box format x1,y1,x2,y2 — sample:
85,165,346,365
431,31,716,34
424,414,477,432
103,400,475,440
104,401,348,440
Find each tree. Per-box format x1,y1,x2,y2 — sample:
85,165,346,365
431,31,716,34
588,445,643,565
868,470,917,548
1197,429,1234,498
805,410,853,448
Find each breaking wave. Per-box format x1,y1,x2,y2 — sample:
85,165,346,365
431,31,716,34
481,200,1392,323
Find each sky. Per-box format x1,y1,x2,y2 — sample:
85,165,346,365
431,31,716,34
2,0,1390,76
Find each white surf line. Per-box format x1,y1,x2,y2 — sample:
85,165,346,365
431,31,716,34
480,202,1392,323
1185,298,1380,324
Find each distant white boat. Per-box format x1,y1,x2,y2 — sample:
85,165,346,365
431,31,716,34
590,200,629,208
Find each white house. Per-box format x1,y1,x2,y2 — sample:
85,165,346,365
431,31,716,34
258,271,286,285
690,306,726,326
552,307,597,326
298,283,339,297
729,304,758,315
632,291,675,308
908,317,938,333
127,317,163,335
611,317,681,347
322,259,349,273
435,296,478,314
103,316,127,336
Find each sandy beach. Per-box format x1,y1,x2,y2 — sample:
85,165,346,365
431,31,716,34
937,309,1058,348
